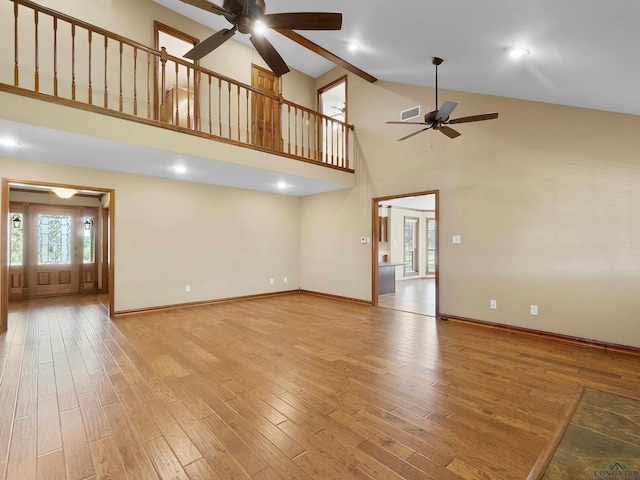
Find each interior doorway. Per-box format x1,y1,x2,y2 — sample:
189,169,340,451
1,179,115,333
372,191,438,317
154,22,199,127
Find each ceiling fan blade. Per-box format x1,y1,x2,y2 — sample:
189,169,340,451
242,0,255,17
184,28,236,60
386,121,429,125
179,0,234,20
435,101,458,122
439,126,461,139
250,34,290,76
264,13,342,30
275,29,376,83
448,112,499,124
398,127,431,141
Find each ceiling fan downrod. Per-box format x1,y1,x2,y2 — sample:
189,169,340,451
433,57,443,110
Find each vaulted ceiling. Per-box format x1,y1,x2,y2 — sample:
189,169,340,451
156,0,640,116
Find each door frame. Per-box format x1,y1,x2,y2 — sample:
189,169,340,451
1,178,115,333
371,190,439,316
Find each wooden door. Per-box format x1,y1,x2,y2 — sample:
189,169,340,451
251,64,281,150
28,206,81,297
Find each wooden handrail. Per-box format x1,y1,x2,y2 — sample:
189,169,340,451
6,0,355,171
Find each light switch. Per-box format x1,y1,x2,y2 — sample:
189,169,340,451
452,235,461,244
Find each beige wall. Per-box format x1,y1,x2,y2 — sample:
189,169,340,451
2,157,300,312
302,67,640,349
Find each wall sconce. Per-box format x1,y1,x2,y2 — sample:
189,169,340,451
84,217,93,230
12,214,22,229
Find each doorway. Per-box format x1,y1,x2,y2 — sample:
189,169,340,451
372,191,438,317
251,64,281,150
154,22,199,127
1,180,115,333
317,76,347,165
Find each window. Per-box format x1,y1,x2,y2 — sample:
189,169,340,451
10,213,23,266
38,214,72,265
83,216,95,263
427,218,437,274
404,217,419,275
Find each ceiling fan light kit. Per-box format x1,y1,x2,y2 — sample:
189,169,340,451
386,57,499,141
179,0,342,77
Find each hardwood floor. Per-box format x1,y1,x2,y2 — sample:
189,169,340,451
1,293,639,479
378,278,436,317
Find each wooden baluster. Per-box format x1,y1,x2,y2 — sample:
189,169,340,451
146,51,151,119
103,35,108,108
287,105,291,154
53,17,58,96
227,82,231,138
217,78,222,136
13,0,19,86
294,107,298,157
88,30,92,104
71,23,76,100
34,10,39,92
236,85,240,141
262,92,267,146
133,47,138,116
208,75,212,134
186,66,192,129
159,47,167,122
118,41,123,112
245,89,249,143
174,61,179,125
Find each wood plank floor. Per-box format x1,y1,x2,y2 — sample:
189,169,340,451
1,293,639,479
378,279,436,317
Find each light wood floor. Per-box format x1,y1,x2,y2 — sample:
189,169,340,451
1,293,639,480
378,278,436,317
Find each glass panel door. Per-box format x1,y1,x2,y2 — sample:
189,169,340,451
404,217,419,276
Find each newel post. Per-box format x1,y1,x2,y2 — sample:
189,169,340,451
159,47,168,122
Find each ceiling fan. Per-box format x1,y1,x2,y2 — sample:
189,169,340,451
386,57,499,141
179,0,342,77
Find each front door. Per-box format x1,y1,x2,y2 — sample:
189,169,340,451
251,64,281,150
28,207,81,297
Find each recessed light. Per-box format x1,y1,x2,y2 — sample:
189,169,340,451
277,181,287,190
508,46,530,59
253,20,266,35
0,137,20,147
173,165,187,174
348,43,360,52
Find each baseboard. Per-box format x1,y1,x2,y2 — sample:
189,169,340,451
113,290,300,316
298,290,372,305
439,313,640,356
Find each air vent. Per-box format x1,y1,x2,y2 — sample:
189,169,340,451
400,106,420,121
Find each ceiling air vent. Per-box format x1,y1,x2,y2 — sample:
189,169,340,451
400,106,420,121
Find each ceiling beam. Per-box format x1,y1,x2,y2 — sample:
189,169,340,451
275,29,377,83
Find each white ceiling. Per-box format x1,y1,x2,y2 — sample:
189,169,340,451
156,0,640,116
380,195,436,212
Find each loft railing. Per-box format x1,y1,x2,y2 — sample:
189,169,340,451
3,0,354,171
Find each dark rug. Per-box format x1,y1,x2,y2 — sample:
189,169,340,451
542,388,640,479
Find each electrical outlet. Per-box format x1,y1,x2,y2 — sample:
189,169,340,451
284,277,288,284
360,237,367,244
530,305,538,315
490,299,497,309
269,278,274,285
185,285,190,293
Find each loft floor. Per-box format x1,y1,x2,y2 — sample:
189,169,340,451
2,293,639,479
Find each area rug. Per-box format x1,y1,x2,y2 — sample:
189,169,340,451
542,388,640,479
